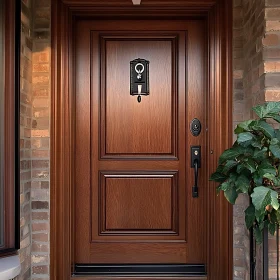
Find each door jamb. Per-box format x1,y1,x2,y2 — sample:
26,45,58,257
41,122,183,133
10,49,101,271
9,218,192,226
50,1,233,279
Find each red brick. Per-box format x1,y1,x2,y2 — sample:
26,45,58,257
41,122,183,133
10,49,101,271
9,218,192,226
32,201,49,210
33,63,49,73
32,160,49,169
32,150,49,158
266,20,280,31
32,233,49,242
32,222,49,232
262,33,280,46
32,265,49,275
32,212,49,220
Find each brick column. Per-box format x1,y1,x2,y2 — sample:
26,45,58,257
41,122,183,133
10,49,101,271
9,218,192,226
18,0,33,279
264,2,280,280
30,0,51,279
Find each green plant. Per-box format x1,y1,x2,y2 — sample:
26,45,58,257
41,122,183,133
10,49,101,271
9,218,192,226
210,102,280,243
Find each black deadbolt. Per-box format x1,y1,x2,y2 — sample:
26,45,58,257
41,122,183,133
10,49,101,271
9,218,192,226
190,118,202,137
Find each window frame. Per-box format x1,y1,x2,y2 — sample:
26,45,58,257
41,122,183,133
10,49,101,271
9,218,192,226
0,0,20,257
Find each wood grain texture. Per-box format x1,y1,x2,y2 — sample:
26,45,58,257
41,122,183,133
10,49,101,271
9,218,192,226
0,0,17,256
102,175,176,232
51,1,233,279
90,243,187,263
75,20,208,264
103,39,174,156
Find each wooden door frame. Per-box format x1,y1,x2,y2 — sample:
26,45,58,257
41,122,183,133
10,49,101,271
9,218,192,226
50,1,233,279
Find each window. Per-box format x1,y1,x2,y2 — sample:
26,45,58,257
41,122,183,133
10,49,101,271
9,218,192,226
0,0,20,256
0,0,4,249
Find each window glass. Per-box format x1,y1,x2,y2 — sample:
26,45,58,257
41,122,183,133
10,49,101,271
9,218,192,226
0,0,4,248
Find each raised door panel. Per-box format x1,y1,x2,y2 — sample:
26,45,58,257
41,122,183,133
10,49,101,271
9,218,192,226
98,172,178,236
100,35,178,159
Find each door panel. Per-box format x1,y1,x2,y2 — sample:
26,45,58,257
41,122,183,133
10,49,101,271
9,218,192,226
75,20,207,265
101,174,177,232
104,39,174,156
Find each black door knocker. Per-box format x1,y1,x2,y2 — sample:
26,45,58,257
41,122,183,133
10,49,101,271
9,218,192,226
130,58,149,103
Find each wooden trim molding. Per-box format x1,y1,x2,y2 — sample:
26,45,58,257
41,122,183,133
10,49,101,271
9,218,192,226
0,0,20,257
51,0,233,279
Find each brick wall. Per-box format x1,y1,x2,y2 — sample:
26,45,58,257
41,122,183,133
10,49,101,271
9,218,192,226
31,0,51,278
18,0,33,279
18,0,51,279
264,1,280,279
233,0,251,279
233,0,280,279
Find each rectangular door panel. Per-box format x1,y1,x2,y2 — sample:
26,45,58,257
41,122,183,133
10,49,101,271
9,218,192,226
100,35,178,159
99,172,178,234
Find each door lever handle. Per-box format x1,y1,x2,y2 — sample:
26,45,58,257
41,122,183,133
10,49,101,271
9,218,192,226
193,159,199,198
191,146,201,198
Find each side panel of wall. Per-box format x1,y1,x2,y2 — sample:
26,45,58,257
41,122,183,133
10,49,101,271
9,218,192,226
18,0,33,278
30,0,51,279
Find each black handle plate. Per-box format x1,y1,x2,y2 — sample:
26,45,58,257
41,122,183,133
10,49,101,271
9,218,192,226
191,146,201,198
191,146,201,168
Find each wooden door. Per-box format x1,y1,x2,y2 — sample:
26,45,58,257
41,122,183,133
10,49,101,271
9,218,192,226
74,19,207,274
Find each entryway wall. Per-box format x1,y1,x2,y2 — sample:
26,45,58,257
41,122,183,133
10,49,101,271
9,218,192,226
233,0,280,279
17,0,280,279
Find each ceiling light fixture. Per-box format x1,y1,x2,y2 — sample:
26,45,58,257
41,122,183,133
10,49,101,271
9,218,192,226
132,0,141,5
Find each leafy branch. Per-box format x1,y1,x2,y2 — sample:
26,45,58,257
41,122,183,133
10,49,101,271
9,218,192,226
210,102,280,243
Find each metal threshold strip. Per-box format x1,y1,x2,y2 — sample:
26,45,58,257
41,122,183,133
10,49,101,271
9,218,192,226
74,264,206,277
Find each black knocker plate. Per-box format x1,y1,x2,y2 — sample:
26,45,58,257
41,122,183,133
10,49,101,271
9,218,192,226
130,58,150,97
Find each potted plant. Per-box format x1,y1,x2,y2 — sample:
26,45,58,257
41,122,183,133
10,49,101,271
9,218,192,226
210,102,280,243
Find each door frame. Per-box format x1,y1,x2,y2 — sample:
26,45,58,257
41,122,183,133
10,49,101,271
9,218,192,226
50,1,233,279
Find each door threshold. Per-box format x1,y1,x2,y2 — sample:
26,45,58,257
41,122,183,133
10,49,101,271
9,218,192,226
73,264,206,277
72,277,207,280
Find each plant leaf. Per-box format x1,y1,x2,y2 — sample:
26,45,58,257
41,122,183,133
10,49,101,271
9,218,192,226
218,147,242,164
237,132,254,144
268,223,276,235
275,129,280,139
267,114,280,123
224,187,238,204
253,226,263,244
253,173,263,186
276,209,280,223
253,102,280,118
245,204,255,229
223,160,238,173
234,120,254,134
236,174,250,193
266,102,280,115
252,120,275,139
251,186,280,211
257,161,276,177
270,138,279,145
255,209,266,224
270,144,280,158
251,139,262,149
210,172,228,182
253,147,268,161
263,173,280,185
219,181,230,191
253,105,265,118
270,209,278,223
244,159,256,173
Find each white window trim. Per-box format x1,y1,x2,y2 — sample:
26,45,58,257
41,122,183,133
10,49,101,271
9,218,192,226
0,255,21,280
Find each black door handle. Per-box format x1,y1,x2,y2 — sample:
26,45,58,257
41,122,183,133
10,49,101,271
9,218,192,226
191,146,201,198
192,159,199,198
